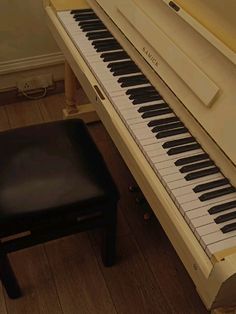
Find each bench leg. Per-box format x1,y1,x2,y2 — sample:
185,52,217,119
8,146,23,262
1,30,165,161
102,205,117,267
0,252,22,299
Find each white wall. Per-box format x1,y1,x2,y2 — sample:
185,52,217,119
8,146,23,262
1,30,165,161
0,0,64,90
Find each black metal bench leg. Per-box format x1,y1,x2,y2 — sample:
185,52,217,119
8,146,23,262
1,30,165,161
102,205,117,267
0,252,22,299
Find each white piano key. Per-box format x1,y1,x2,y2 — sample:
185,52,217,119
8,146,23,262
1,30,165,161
195,217,236,238
184,196,236,221
201,229,236,248
191,213,236,229
206,236,236,257
182,193,236,212
176,184,231,204
124,113,173,126
171,175,224,197
168,172,222,190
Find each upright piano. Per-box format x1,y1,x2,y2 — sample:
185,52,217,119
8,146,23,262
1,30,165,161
43,0,236,311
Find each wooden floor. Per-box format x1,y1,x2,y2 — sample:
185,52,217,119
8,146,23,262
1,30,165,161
0,93,209,314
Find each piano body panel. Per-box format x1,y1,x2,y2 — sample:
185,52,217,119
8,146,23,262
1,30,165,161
49,0,89,11
168,0,236,56
205,253,236,309
44,0,236,310
95,0,236,167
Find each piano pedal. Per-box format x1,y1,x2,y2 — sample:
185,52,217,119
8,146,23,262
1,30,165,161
128,185,153,221
128,185,140,193
142,202,153,221
135,195,145,204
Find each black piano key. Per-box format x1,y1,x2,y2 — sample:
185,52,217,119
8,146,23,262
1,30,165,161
95,43,121,51
132,95,163,105
75,14,98,21
162,135,194,148
92,39,118,47
110,62,136,71
101,51,129,62
71,9,93,14
208,200,236,215
174,153,209,166
118,74,147,83
121,80,149,87
120,77,149,87
221,222,236,233
79,20,101,26
138,103,169,113
126,86,156,95
113,66,140,76
107,60,133,68
179,160,214,173
78,18,100,24
81,24,106,32
94,40,120,50
96,44,122,53
147,116,180,127
184,167,219,181
167,143,201,156
142,108,173,119
199,186,236,202
152,121,184,133
129,91,159,100
156,127,188,139
214,211,236,224
193,178,230,193
87,31,113,40
109,62,136,70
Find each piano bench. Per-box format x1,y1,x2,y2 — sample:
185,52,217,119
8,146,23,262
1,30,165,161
0,119,119,299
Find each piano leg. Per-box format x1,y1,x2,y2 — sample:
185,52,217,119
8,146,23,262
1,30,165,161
211,307,236,314
63,61,99,123
64,61,79,115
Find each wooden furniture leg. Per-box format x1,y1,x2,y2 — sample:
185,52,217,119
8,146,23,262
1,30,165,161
64,60,79,115
0,249,21,299
63,61,99,123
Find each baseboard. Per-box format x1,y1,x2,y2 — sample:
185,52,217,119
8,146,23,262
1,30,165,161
0,52,65,91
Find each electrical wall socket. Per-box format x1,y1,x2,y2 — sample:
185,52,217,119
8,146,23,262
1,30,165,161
17,74,53,92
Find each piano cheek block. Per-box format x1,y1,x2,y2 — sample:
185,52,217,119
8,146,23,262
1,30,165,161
94,85,106,100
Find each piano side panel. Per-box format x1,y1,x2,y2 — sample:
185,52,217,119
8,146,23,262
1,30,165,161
207,254,236,309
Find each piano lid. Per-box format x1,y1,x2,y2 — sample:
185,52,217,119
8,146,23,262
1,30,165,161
95,0,236,166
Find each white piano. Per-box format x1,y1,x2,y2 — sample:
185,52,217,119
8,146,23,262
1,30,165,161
43,0,236,312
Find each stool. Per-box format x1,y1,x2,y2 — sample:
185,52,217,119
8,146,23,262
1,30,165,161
0,119,119,299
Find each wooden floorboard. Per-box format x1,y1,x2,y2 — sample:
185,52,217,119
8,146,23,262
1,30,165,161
5,100,44,128
39,94,65,122
94,234,172,314
0,106,10,131
45,234,116,314
0,285,8,314
0,93,209,313
5,247,63,314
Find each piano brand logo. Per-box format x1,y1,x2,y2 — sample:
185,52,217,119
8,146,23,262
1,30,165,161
142,47,158,67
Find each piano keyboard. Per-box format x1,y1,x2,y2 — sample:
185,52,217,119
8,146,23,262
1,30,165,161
58,8,236,258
